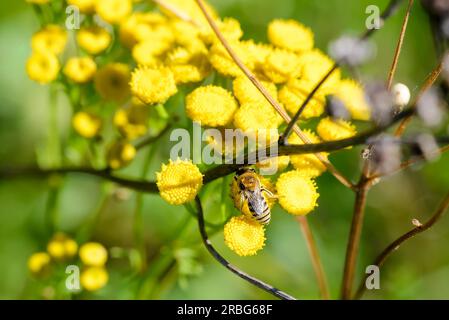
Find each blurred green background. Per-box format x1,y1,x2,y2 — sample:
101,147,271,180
1,0,449,300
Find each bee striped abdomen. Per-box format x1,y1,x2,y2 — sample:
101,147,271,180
247,195,271,225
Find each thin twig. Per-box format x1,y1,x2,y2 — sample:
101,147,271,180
134,123,172,150
354,191,449,299
195,197,296,300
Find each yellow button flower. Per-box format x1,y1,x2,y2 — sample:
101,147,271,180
334,79,371,121
94,63,131,102
159,0,217,29
201,17,243,44
31,25,67,55
268,19,314,53
317,117,357,141
263,49,301,83
113,104,149,139
47,233,78,260
79,242,108,267
130,66,177,105
67,0,96,13
233,101,280,133
81,267,109,291
166,47,211,84
224,216,266,256
132,40,169,66
156,159,203,205
63,57,97,83
276,170,319,215
72,112,102,138
106,141,137,169
119,12,169,48
26,51,60,84
256,156,290,174
28,252,51,276
209,40,254,77
77,27,111,55
298,49,341,86
96,0,132,24
233,76,277,105
186,85,237,127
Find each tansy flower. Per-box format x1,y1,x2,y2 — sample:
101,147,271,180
130,66,178,105
223,216,265,256
263,49,301,83
31,25,67,55
200,17,243,44
317,117,357,141
106,140,137,169
268,19,314,53
132,41,164,66
96,0,132,24
298,49,341,87
46,233,78,260
28,252,51,276
113,104,149,139
233,76,277,105
334,79,371,121
276,170,319,215
256,156,290,174
72,112,102,138
166,47,211,84
77,27,112,55
79,242,108,267
67,0,96,13
156,159,203,205
26,51,60,84
233,101,280,134
245,41,274,74
159,0,217,29
209,40,254,77
81,267,109,291
185,85,237,127
63,57,97,83
287,130,328,177
94,63,131,102
119,12,169,48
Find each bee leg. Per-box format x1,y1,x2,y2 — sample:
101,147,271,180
261,187,278,199
239,192,245,212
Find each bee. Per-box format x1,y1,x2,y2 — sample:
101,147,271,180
233,167,276,225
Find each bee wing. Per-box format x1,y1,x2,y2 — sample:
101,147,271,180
245,189,266,216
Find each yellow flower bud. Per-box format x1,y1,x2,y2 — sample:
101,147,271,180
67,0,96,13
31,25,67,55
96,0,132,24
47,233,78,260
79,242,108,267
81,267,109,291
94,63,131,102
334,79,371,121
28,252,51,276
262,49,301,84
113,104,149,140
268,19,314,53
106,141,137,169
63,57,97,83
72,112,102,139
317,117,357,141
224,216,265,256
26,52,60,84
77,27,111,55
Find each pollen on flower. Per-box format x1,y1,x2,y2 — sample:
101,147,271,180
156,159,203,205
80,267,109,291
28,252,51,276
72,112,102,138
130,66,178,105
77,27,111,55
267,19,314,53
79,242,108,267
223,216,266,256
26,51,60,84
94,63,131,102
317,117,357,141
276,170,319,215
63,57,97,83
186,85,237,127
262,48,301,83
96,0,132,24
334,79,371,121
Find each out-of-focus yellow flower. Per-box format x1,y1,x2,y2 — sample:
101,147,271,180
28,252,51,276
26,51,60,84
201,17,243,44
160,0,217,29
233,76,277,105
276,170,319,215
262,49,301,83
94,63,130,102
47,233,78,260
209,40,254,77
79,242,108,267
268,19,314,53
186,85,237,127
287,130,328,177
26,0,50,4
31,25,67,55
170,20,206,52
298,49,341,86
233,101,280,133
256,156,290,173
81,267,109,291
119,12,170,48
130,66,178,105
156,159,203,205
96,0,132,24
77,27,112,55
113,104,149,139
317,117,357,141
131,42,163,67
166,47,211,84
63,57,97,83
67,0,96,13
334,79,371,121
72,112,102,138
224,216,265,256
106,140,136,169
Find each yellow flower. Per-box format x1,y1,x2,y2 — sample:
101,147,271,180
267,19,314,53
233,76,277,105
156,159,203,205
119,12,170,48
209,40,254,77
26,0,50,4
159,0,217,29
186,85,237,127
31,25,67,55
96,0,132,24
224,216,265,256
263,49,301,83
130,66,178,105
67,0,96,13
72,112,102,138
166,47,211,84
131,42,163,67
201,17,243,44
47,233,78,260
233,101,280,133
28,252,51,276
256,156,290,173
276,170,319,215
113,104,149,139
94,63,131,102
317,117,357,141
106,140,137,169
287,130,328,177
79,242,108,267
334,79,371,121
26,51,60,84
298,49,341,86
81,267,109,291
63,57,97,83
77,27,112,55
